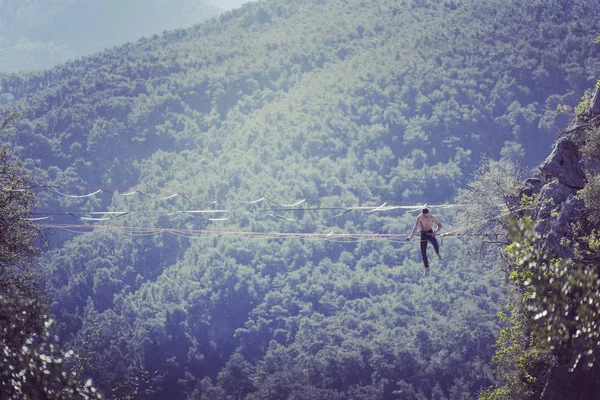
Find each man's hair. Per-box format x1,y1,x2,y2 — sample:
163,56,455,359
422,208,429,214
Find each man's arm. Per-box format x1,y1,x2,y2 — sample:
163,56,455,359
406,217,420,240
433,216,443,232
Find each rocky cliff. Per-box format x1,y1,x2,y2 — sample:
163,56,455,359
519,87,600,400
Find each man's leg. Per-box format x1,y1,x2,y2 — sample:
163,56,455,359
420,234,430,276
430,236,442,260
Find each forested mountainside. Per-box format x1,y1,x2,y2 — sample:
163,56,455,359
1,0,600,398
0,0,222,72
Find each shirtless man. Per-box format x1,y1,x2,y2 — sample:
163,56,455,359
406,208,443,277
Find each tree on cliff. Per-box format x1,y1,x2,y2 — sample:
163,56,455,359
478,87,600,400
0,113,101,399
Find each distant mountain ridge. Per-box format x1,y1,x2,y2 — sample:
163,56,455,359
0,0,223,72
2,0,599,196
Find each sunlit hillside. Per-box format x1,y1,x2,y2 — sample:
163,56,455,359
1,0,599,398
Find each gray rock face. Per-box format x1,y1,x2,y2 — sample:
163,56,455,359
527,88,600,399
539,137,586,189
536,195,583,260
536,180,578,219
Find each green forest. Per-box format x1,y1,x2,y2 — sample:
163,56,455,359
1,0,600,398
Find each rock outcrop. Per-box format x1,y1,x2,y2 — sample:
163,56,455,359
528,88,600,252
530,131,587,262
520,87,600,400
538,136,586,189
